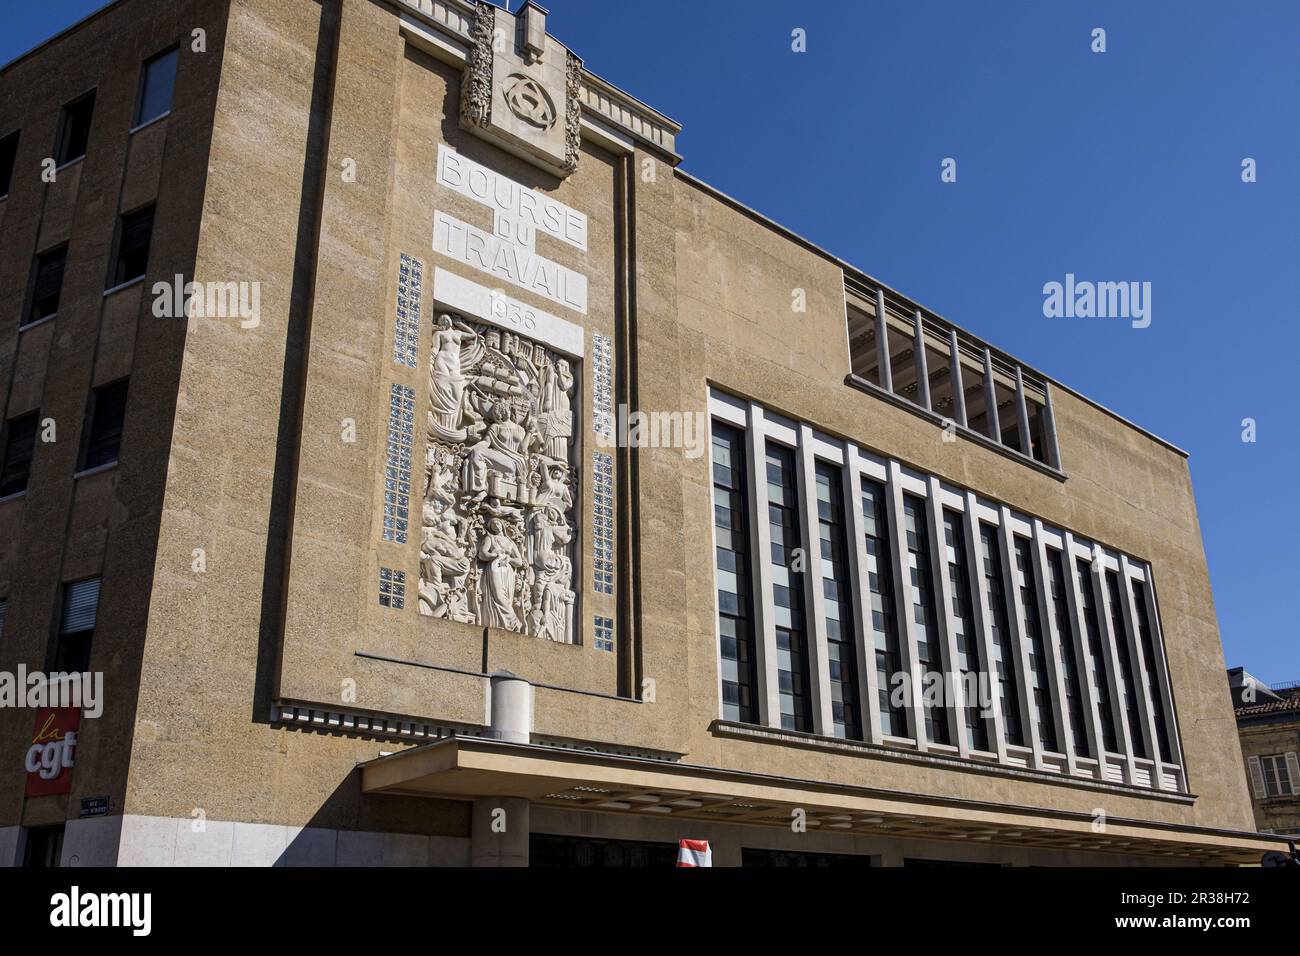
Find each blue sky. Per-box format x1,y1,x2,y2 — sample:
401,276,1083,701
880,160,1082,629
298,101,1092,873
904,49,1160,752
4,2,1296,682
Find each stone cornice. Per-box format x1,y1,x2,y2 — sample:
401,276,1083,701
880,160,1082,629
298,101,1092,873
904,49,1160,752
391,0,681,163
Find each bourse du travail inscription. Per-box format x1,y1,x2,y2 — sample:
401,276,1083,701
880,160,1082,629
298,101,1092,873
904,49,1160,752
420,139,593,644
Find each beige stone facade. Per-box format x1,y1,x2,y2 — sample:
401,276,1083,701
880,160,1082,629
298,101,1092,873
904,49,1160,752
0,0,1282,866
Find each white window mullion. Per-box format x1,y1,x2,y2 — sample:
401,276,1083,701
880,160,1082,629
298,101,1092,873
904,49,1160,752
1118,556,1160,770
844,444,883,745
1090,547,1138,785
887,461,926,750
796,423,834,737
1135,568,1187,792
1059,530,1105,774
963,491,1006,762
997,507,1044,769
744,403,781,729
1031,519,1076,773
926,476,967,756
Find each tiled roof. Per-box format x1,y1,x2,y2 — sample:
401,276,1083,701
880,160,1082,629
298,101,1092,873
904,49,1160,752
1236,696,1300,718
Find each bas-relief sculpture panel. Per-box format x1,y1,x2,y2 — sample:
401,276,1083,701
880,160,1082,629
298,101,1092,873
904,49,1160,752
418,313,578,644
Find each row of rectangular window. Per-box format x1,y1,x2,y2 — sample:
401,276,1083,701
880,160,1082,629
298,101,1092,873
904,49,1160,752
708,393,1183,792
21,204,155,330
0,380,129,497
0,46,177,200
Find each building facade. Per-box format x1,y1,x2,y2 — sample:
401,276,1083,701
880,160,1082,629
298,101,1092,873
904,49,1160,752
0,0,1282,866
1230,669,1300,840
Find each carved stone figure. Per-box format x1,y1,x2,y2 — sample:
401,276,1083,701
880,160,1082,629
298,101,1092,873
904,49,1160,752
477,517,525,631
428,314,480,443
528,506,574,643
419,312,578,643
419,510,473,623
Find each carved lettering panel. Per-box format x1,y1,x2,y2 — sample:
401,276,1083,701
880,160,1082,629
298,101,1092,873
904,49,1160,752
419,312,578,644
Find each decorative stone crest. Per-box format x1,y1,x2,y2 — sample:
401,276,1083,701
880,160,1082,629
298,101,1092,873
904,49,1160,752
503,73,557,130
419,312,577,643
457,0,582,178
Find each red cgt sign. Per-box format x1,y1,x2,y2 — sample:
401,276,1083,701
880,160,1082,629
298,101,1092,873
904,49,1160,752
25,707,80,797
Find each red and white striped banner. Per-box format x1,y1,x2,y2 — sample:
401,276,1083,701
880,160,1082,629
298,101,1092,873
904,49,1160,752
676,839,712,867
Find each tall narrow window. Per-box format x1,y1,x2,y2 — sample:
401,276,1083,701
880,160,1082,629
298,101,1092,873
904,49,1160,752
766,444,812,732
80,379,129,471
0,412,39,497
1131,580,1173,762
1046,548,1088,757
56,93,95,166
1076,559,1118,753
110,205,155,288
0,130,18,197
136,47,179,126
903,495,949,745
815,461,860,740
861,479,907,737
979,524,1023,746
53,578,100,673
943,510,988,751
26,245,67,326
1105,570,1146,760
1013,537,1058,752
711,423,758,724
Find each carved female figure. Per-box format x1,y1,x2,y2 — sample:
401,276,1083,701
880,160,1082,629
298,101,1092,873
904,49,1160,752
527,506,574,642
429,314,478,442
477,517,524,631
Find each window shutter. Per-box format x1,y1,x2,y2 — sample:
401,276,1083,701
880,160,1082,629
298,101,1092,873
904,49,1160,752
61,579,100,633
1287,752,1300,796
1247,755,1267,799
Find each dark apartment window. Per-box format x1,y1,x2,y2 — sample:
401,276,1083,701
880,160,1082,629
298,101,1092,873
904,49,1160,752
711,422,758,724
861,479,907,738
0,131,18,196
55,93,95,166
80,379,129,471
0,597,7,640
1046,548,1089,757
22,825,64,868
110,205,155,288
815,461,861,740
1076,559,1119,753
53,578,100,673
903,494,949,745
766,442,813,732
943,510,988,752
979,523,1023,747
0,413,39,497
1131,581,1173,762
26,245,67,326
1105,570,1147,760
136,47,179,126
1013,537,1058,752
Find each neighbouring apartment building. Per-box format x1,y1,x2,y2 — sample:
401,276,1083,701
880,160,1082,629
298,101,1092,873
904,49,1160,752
0,0,1283,867
1229,668,1300,840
